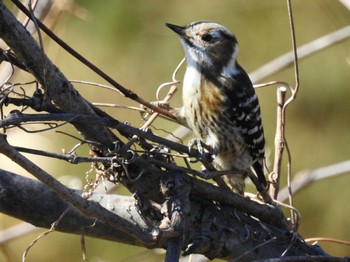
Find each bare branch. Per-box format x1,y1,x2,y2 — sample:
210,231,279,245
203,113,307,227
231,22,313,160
0,1,116,150
0,135,155,244
250,25,350,83
305,237,350,248
285,0,300,103
0,168,141,245
10,0,178,122
13,146,112,164
269,86,287,199
278,160,350,202
22,207,73,262
0,111,193,158
273,0,300,227
123,84,178,151
0,169,328,260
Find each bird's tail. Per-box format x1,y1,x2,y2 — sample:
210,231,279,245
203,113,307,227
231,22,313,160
252,161,267,187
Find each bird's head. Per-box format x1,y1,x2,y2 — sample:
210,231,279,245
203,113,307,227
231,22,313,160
166,21,239,72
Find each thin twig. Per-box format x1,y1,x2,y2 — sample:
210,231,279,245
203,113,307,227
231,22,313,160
143,85,177,126
10,0,177,122
282,0,300,226
118,85,177,151
0,112,193,156
69,79,124,96
13,145,112,164
22,207,72,262
80,220,97,261
231,237,277,262
269,0,300,226
250,25,350,83
254,81,292,90
269,87,287,200
156,57,184,100
0,134,155,244
304,237,350,247
92,103,145,112
272,199,301,231
121,58,183,151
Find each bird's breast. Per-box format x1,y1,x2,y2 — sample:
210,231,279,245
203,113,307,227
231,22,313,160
182,66,229,149
183,66,225,111
182,65,201,105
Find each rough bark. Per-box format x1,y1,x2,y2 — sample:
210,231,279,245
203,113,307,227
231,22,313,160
0,169,329,260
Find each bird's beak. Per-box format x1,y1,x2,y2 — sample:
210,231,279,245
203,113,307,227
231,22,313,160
166,23,186,36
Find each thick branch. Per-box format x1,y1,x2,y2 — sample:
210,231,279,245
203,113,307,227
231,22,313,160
0,169,329,260
0,109,288,230
0,135,155,244
0,168,144,245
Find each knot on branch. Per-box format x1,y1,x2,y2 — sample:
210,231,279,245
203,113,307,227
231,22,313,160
159,172,191,234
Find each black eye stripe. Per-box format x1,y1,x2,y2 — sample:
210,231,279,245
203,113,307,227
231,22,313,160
200,30,236,44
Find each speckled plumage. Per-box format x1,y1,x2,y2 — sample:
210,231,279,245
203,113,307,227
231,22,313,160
167,21,266,194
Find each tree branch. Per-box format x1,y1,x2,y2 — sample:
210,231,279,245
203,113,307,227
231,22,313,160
0,1,343,260
10,0,178,122
0,169,329,260
0,168,143,245
249,25,350,83
0,135,155,244
269,87,287,199
278,160,350,202
0,1,116,150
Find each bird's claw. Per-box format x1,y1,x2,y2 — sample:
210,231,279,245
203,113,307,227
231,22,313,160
187,138,213,163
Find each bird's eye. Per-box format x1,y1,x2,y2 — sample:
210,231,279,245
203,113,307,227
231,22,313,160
201,33,213,42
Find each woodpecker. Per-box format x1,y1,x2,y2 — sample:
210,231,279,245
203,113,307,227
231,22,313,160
166,21,266,194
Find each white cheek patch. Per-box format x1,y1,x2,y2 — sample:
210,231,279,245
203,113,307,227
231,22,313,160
187,48,200,65
221,44,239,77
183,65,201,100
179,39,203,104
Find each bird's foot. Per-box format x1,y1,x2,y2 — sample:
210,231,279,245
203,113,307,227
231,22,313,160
187,138,213,164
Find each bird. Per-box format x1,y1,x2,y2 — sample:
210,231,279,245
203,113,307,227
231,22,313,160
166,21,266,195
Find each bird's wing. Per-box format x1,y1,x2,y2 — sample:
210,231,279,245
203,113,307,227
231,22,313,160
221,66,266,185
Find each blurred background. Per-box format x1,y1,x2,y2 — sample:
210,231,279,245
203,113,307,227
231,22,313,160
1,0,350,261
